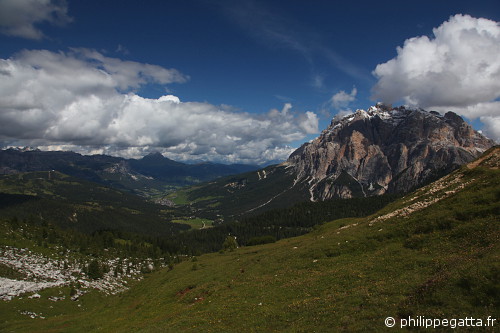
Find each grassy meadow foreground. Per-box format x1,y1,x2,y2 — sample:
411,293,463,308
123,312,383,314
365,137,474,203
0,148,499,332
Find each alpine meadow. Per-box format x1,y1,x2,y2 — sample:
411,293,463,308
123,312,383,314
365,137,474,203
0,1,499,332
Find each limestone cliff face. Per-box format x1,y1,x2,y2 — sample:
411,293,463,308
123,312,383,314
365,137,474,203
286,105,495,200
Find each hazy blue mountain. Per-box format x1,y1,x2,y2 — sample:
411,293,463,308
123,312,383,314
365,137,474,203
0,149,258,196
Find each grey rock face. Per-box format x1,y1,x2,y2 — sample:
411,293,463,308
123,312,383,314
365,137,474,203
286,105,495,200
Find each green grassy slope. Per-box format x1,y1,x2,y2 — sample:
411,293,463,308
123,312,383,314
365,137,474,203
0,171,189,235
1,148,499,332
169,164,311,219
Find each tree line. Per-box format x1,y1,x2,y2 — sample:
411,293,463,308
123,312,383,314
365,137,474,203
4,193,398,258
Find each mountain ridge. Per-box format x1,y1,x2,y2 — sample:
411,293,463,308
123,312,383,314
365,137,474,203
0,149,259,196
287,104,494,201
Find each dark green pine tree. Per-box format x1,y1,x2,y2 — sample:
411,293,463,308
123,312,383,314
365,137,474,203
87,260,103,280
222,235,238,252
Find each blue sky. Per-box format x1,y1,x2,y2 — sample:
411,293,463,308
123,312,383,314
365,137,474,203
0,0,499,164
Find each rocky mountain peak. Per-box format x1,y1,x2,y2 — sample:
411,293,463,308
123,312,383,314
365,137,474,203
287,105,495,201
142,152,166,161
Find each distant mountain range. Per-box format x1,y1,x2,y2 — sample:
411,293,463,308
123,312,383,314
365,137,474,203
177,105,495,218
0,149,258,196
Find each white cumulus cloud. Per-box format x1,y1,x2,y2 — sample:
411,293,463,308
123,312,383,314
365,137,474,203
0,0,72,39
480,114,500,142
372,14,500,141
331,87,357,109
0,49,319,164
298,111,319,134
